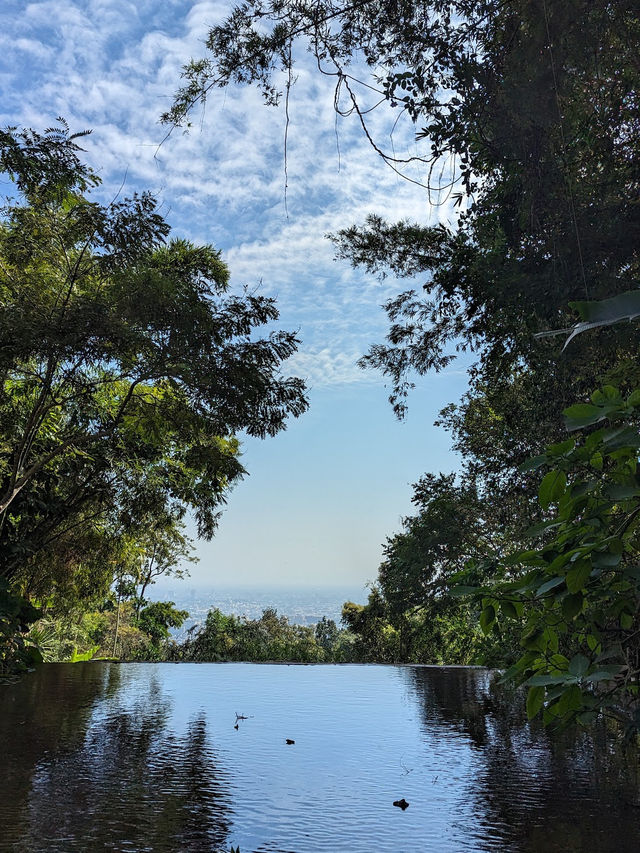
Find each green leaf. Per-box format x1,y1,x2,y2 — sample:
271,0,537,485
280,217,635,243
548,438,576,457
545,627,559,653
620,611,634,629
522,627,546,651
591,386,622,404
528,519,565,538
586,634,600,652
566,562,592,593
604,483,640,501
25,646,44,665
590,451,603,470
584,670,616,684
500,600,518,619
526,686,545,719
591,551,621,568
499,662,525,684
563,403,608,431
479,604,496,634
526,673,564,687
577,711,597,725
602,426,640,450
556,683,584,715
562,592,584,620
538,469,567,509
537,576,565,596
568,653,590,677
448,585,480,598
519,454,548,473
504,550,546,567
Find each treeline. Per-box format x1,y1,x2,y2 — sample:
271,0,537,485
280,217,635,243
69,597,515,666
28,596,512,666
170,602,500,664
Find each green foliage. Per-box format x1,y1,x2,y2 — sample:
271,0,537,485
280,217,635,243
137,601,188,646
0,122,308,658
178,608,332,663
0,577,42,673
340,591,401,663
69,645,99,663
453,388,640,732
314,616,339,654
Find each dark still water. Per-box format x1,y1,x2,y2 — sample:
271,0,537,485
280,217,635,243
1,664,639,853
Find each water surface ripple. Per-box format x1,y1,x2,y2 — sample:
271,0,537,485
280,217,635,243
0,663,638,852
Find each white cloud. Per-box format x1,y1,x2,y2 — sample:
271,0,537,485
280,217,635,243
0,0,457,389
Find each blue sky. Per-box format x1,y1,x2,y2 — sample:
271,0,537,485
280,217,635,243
1,0,470,590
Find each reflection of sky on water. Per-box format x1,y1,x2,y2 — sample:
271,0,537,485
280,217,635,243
19,667,233,852
404,667,640,853
1,663,638,852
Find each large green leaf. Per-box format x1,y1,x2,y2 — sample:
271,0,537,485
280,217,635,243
526,686,545,719
479,604,496,634
448,585,481,598
568,653,590,677
537,576,565,596
563,403,610,432
563,289,640,348
538,469,567,509
566,562,592,593
561,591,584,620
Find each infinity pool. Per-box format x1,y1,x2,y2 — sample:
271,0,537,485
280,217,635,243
0,663,638,852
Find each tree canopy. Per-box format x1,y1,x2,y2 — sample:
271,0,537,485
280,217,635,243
0,122,308,666
168,0,639,401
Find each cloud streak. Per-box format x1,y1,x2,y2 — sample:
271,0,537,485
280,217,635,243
1,0,456,388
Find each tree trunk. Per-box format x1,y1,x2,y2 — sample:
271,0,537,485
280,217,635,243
112,590,121,658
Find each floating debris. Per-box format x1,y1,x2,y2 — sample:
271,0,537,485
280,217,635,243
393,798,409,810
285,738,295,745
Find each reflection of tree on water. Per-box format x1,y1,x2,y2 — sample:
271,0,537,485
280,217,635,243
0,662,122,847
1,664,234,852
405,667,640,853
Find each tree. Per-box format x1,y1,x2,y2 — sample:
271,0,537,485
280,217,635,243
167,1,639,401
379,473,489,615
128,513,197,618
454,387,640,732
357,473,521,665
0,122,308,607
137,601,189,647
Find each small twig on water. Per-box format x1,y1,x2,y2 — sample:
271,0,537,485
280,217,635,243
400,756,414,775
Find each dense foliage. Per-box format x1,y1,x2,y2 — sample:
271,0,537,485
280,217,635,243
454,389,640,732
0,123,307,671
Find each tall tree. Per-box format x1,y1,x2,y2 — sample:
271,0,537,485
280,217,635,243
0,123,308,596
